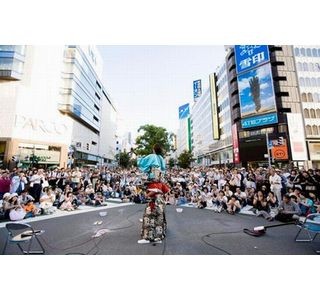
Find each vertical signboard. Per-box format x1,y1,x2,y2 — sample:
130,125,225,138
178,103,190,119
235,45,278,130
270,137,289,160
193,79,202,100
209,73,220,140
287,113,308,161
232,124,240,164
234,45,270,74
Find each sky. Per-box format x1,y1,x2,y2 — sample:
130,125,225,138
99,46,226,138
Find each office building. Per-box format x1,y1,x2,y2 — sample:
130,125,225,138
0,45,117,168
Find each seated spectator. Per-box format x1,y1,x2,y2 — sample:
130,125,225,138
60,191,75,211
227,195,241,215
213,190,228,212
122,185,133,203
234,187,247,207
275,194,301,222
266,191,277,208
85,183,95,200
196,190,206,209
19,189,35,205
253,190,273,221
39,186,56,214
297,192,317,216
223,185,233,198
201,187,213,208
102,183,113,199
23,198,39,218
177,191,188,206
93,192,105,206
5,193,26,221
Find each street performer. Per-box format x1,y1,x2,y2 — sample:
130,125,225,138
136,144,170,244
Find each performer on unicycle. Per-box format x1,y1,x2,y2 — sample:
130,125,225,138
136,144,170,244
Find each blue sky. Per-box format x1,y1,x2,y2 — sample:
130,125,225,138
99,46,226,137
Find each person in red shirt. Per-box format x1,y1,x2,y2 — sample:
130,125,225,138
0,171,11,199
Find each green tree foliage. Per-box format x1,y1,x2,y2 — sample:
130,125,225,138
177,150,194,168
168,158,175,169
135,124,172,156
115,150,132,168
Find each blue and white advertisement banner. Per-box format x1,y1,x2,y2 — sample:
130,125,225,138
193,79,202,99
179,103,190,119
241,112,278,129
235,45,270,74
238,63,277,127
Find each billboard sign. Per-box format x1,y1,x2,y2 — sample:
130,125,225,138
238,63,278,129
193,79,202,99
178,103,190,119
270,137,289,160
209,74,220,140
232,124,240,164
287,113,308,161
235,45,270,74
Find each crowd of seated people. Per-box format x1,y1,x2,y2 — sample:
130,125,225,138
1,165,320,223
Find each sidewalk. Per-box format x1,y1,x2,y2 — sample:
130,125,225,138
0,199,133,228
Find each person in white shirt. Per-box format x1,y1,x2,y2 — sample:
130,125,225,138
269,168,282,205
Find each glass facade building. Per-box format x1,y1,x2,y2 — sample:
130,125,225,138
0,45,26,80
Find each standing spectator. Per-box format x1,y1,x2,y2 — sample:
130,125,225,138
10,171,28,195
29,169,43,201
0,171,11,199
269,168,282,205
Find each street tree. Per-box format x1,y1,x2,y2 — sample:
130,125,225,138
115,150,132,168
135,124,172,156
177,150,194,168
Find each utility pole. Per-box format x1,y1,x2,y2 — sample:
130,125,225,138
265,131,271,168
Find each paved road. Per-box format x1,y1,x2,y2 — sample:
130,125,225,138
1,203,319,255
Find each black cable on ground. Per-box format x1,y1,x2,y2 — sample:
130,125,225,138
200,230,243,255
39,207,144,254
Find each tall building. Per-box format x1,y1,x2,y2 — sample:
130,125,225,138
226,45,304,168
207,62,233,165
293,46,320,168
190,88,213,165
0,45,117,168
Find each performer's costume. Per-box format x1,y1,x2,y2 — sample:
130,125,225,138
137,154,170,242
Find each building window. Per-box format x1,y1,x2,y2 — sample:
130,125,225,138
309,63,315,72
317,78,320,86
316,109,320,118
310,108,316,118
307,48,312,57
314,93,319,102
294,47,300,56
299,77,305,86
312,125,319,135
96,80,101,89
303,62,308,71
306,78,311,87
306,125,312,135
91,141,97,145
93,115,99,122
304,108,310,118
312,48,318,57
307,92,313,102
301,93,307,102
318,49,320,57
300,48,306,56
94,104,100,111
297,62,302,71
311,78,317,87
